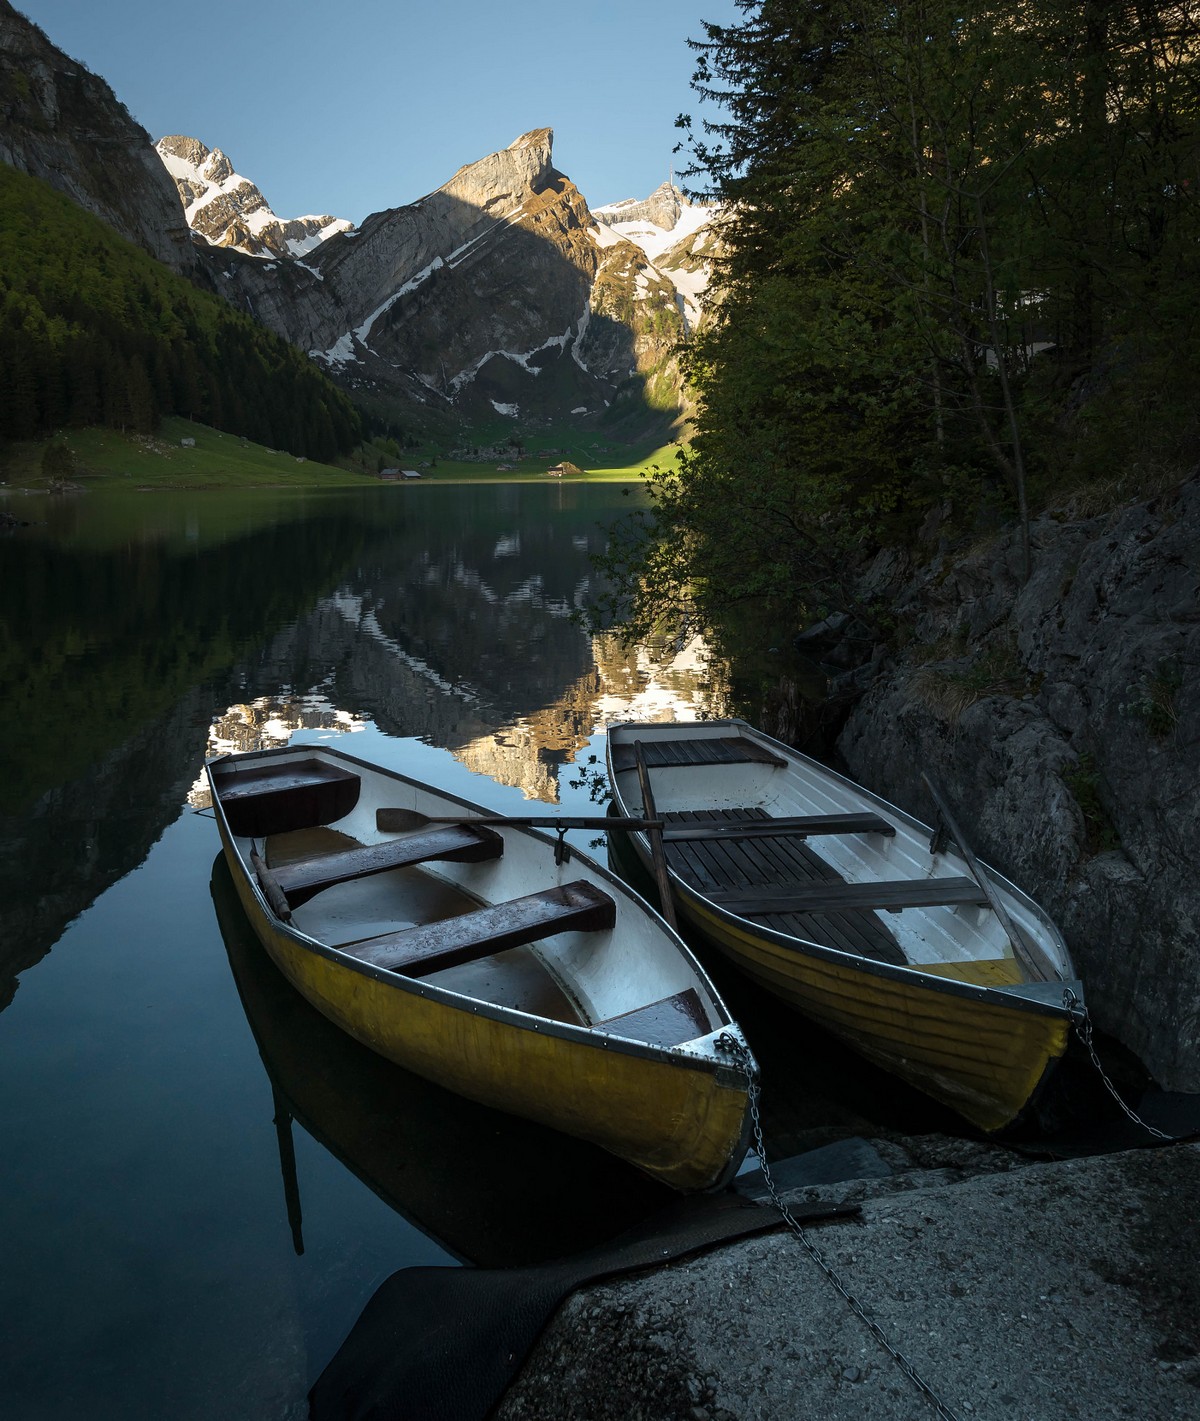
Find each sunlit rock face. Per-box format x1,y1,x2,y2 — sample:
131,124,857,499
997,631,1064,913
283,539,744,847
593,182,722,334
0,3,195,272
155,135,354,260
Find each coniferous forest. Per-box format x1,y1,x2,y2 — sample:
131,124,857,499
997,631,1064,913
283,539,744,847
0,163,361,461
596,0,1200,641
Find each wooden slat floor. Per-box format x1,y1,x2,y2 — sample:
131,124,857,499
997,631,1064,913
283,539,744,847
662,808,907,967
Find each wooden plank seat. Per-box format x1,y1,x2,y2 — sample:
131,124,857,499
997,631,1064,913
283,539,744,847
214,756,361,838
710,877,990,917
663,812,895,842
593,987,709,1047
266,824,505,910
610,736,788,772
338,880,616,978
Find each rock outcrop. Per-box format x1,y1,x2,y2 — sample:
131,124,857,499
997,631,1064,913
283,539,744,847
0,1,194,272
594,180,689,234
832,475,1200,1090
155,134,354,259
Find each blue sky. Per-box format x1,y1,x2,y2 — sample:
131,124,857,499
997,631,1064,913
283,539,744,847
16,0,741,224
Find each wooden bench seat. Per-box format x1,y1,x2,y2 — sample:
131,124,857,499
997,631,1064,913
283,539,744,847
710,876,990,917
610,736,787,772
663,812,894,842
267,824,505,910
593,987,709,1047
214,756,361,838
338,880,616,978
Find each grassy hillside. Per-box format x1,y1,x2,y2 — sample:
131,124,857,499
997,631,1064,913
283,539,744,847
0,419,671,488
0,162,361,460
0,418,377,488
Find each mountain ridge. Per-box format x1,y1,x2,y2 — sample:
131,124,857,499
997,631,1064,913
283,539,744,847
0,0,718,444
155,134,354,260
190,127,715,438
0,0,195,273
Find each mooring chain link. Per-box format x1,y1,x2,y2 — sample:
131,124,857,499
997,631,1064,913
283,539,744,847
1061,990,1176,1143
714,1034,962,1421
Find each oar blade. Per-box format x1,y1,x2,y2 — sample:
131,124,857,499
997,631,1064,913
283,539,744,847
376,807,430,833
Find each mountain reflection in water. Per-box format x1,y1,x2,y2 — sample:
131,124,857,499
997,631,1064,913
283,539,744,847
0,482,726,1008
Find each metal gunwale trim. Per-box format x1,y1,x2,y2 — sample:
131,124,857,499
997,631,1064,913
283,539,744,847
603,728,1078,1022
212,741,730,1006
661,854,1078,1019
676,874,1076,1013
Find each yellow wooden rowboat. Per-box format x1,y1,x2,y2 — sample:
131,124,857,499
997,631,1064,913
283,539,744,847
205,743,755,1192
210,854,679,1264
605,719,1083,1133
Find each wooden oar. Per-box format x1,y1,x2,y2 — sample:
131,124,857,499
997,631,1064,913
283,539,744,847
921,773,1060,982
633,739,678,931
376,807,662,834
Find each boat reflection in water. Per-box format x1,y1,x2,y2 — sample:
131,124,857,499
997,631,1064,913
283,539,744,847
210,856,676,1268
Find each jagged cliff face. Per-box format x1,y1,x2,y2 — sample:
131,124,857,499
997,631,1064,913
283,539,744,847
197,130,711,431
0,1,194,273
156,134,354,259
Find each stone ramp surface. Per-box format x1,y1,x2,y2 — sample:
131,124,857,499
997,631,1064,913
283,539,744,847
309,1190,858,1421
499,1143,1200,1421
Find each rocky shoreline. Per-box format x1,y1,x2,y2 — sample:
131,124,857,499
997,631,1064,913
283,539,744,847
500,1136,1200,1420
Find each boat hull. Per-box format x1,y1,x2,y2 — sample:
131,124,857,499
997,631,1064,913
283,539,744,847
209,749,753,1192
606,720,1077,1134
677,883,1068,1132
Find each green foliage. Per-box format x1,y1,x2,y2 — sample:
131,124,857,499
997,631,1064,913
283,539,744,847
598,0,1200,648
1128,659,1184,741
40,437,74,483
0,164,362,459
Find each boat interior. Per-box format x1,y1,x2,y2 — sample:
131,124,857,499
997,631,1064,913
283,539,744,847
611,730,1066,990
210,753,720,1048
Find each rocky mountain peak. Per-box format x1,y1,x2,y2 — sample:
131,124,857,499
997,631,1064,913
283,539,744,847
155,134,354,260
594,181,692,235
437,127,557,213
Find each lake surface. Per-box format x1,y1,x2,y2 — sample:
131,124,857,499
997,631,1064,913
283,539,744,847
0,480,953,1418
0,481,734,1418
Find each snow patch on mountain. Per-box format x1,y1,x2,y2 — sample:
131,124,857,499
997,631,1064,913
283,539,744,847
592,183,720,331
156,135,353,260
449,329,574,392
594,199,713,263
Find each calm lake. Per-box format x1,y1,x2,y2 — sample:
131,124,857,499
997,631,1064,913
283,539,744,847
0,480,950,1418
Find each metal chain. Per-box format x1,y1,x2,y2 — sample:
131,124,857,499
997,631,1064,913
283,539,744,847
715,1034,962,1421
1062,991,1176,1142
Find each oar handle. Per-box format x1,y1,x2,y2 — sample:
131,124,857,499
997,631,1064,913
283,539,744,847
921,773,1058,982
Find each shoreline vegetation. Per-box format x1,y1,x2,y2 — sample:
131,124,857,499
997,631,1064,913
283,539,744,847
0,417,667,491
